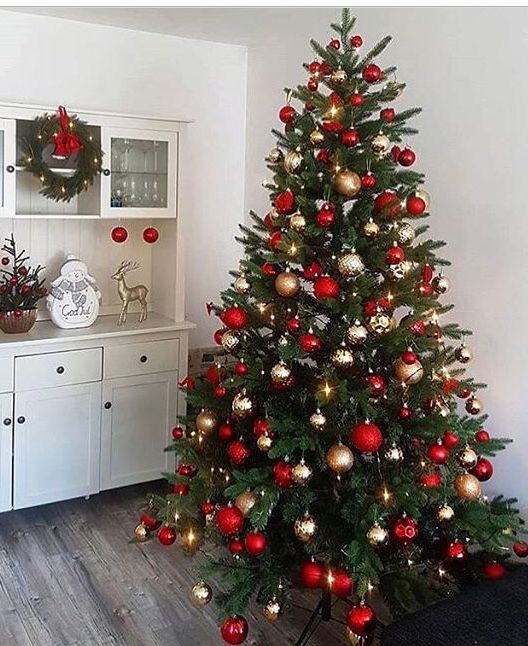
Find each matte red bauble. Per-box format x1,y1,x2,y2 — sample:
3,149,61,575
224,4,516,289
268,231,283,251
222,306,249,330
475,429,490,442
329,568,353,598
470,457,493,482
143,227,159,243
205,364,224,386
347,603,376,636
221,615,248,645
273,460,294,488
445,539,467,560
362,63,382,83
172,483,190,495
303,261,323,280
398,405,412,420
349,92,364,107
201,501,215,516
392,515,419,544
398,148,416,167
228,440,251,466
426,442,449,465
111,226,128,243
307,79,318,91
401,350,417,365
406,195,426,215
299,332,321,353
350,34,363,47
228,538,245,555
279,105,296,124
374,191,401,218
380,108,395,123
275,190,296,214
361,173,377,189
513,542,528,558
157,526,177,545
483,561,507,580
244,531,267,557
140,513,161,531
313,276,340,300
351,422,383,453
299,560,325,588
216,505,245,536
316,208,335,228
386,245,405,265
172,426,185,440
218,422,235,442
341,129,360,147
234,362,249,376
253,418,271,438
443,430,460,449
420,472,442,488
262,262,280,276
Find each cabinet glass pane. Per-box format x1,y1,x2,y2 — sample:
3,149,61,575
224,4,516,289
0,130,4,208
109,138,168,209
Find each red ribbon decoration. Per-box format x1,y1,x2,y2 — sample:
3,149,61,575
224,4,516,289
51,106,84,159
178,375,195,390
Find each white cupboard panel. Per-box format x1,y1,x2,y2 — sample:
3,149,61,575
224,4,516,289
15,347,102,391
0,393,13,512
0,356,13,393
104,338,179,379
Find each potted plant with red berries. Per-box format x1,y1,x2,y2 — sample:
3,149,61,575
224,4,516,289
0,234,46,333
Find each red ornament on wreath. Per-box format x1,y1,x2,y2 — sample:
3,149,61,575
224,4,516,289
273,460,294,488
157,525,177,545
220,615,249,645
222,306,249,330
362,63,382,83
244,531,267,557
216,505,245,536
300,560,325,588
313,276,340,300
392,515,419,544
143,227,159,244
228,440,251,466
351,421,383,453
111,226,128,243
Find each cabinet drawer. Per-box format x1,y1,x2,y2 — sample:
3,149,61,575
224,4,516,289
104,339,179,379
0,357,13,393
15,348,103,391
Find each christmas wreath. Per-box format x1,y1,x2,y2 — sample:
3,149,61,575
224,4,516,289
19,106,104,203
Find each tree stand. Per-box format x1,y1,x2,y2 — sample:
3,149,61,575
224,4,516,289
294,589,345,646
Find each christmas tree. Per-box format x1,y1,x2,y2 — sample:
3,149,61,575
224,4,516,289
136,10,526,644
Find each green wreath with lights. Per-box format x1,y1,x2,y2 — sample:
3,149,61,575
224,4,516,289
19,107,104,203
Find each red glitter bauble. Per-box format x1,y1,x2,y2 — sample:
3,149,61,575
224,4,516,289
228,440,251,466
313,276,340,300
351,422,382,453
275,190,296,214
273,460,294,488
222,306,249,330
216,505,245,536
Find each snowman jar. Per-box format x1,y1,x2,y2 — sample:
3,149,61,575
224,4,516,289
47,255,101,329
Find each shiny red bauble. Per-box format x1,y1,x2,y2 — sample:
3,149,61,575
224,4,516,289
218,422,235,442
380,108,396,123
279,105,296,124
426,442,449,465
157,526,177,545
220,615,248,645
321,121,343,134
374,191,401,218
420,472,442,488
261,262,279,276
263,211,278,230
475,429,490,442
287,317,301,333
273,460,294,488
386,245,405,265
401,350,417,365
313,276,340,300
244,531,267,557
222,306,249,330
362,63,382,83
275,190,296,214
253,418,271,438
228,440,251,466
470,457,493,482
228,538,245,555
329,38,341,49
392,515,419,544
367,374,386,395
214,329,225,345
347,603,376,636
329,568,353,598
0,257,9,266
299,560,325,588
417,281,434,296
299,332,321,353
172,483,190,496
200,501,215,516
307,79,318,92
349,92,364,107
305,101,316,112
361,173,377,189
341,128,360,147
398,405,412,420
214,384,227,399
442,430,460,449
316,149,332,163
178,463,198,478
483,561,507,580
459,387,472,399
316,207,335,228
406,195,426,216
216,505,245,536
350,34,363,47
111,226,128,243
268,231,283,250
391,145,401,162
351,421,383,453
234,362,249,376
205,364,224,386
308,61,321,74
303,261,323,280
140,513,161,531
172,426,185,440
398,148,416,167
408,318,426,337
445,539,468,560
513,541,528,558
143,227,159,244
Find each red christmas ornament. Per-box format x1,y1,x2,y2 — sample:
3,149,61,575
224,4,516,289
513,542,528,558
143,227,159,244
483,561,507,580
316,149,333,163
427,442,449,465
51,106,83,159
275,190,296,214
228,538,245,555
300,560,325,588
406,195,426,216
445,539,468,561
214,329,225,345
380,108,396,123
350,35,363,48
157,526,177,545
316,207,335,228
140,513,161,531
1,257,9,266
470,457,494,482
178,463,198,478
214,384,227,398
303,261,323,280
417,281,434,296
201,501,215,516
262,262,279,277
253,418,271,438
111,226,128,243
299,332,321,353
328,93,342,107
349,92,364,107
287,317,301,333
307,79,318,92
442,430,460,449
216,505,245,536
386,245,405,265
459,387,472,399
351,421,383,453
244,531,267,557
408,318,426,337
361,173,376,189
206,364,224,386
362,63,382,83
443,378,460,395
329,568,353,598
341,129,360,147
367,374,386,395
228,440,251,466
234,361,248,376
13,309,23,318
401,350,417,365
218,422,235,442
305,101,316,112
398,404,412,420
172,426,184,440
268,230,283,250
308,61,321,74
220,616,248,645
263,211,279,230
320,62,333,76
172,483,190,496
475,429,490,443
374,191,401,218
313,276,340,300
222,306,249,330
321,121,343,133
420,471,442,488
273,460,294,488
398,148,416,167
347,603,376,636
392,515,419,544
329,38,341,49
279,105,296,124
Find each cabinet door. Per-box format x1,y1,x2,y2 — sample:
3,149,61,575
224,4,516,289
100,371,177,490
100,127,178,218
0,118,16,218
0,393,13,512
13,383,101,509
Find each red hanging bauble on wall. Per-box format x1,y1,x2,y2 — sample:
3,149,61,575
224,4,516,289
143,227,159,243
111,226,128,243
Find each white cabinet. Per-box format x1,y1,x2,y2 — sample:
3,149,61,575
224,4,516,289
13,382,101,509
0,118,15,218
100,371,177,490
0,393,13,512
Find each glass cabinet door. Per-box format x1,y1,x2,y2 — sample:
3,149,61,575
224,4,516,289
0,119,16,218
101,128,177,218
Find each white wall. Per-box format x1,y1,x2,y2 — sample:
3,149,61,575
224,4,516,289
0,10,247,349
244,7,528,509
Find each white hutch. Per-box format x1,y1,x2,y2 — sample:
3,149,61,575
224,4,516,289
0,103,193,511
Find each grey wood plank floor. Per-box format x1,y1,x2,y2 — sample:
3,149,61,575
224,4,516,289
0,483,380,646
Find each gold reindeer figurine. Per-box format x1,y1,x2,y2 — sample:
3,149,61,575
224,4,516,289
111,260,149,325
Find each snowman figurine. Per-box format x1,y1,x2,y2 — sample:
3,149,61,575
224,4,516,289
47,255,101,329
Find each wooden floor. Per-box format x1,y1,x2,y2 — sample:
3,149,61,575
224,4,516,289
0,483,374,646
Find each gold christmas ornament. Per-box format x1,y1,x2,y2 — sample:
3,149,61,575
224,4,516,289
363,219,380,238
309,128,325,145
394,357,424,385
458,447,478,469
257,434,273,452
370,133,391,156
454,473,482,501
466,396,483,415
367,312,395,336
233,275,251,294
415,188,431,210
386,261,411,281
235,490,258,517
367,522,389,546
396,222,416,245
294,513,318,543
284,149,303,174
221,330,240,353
275,271,300,297
337,251,364,278
134,523,148,542
326,442,354,474
232,391,253,418
289,213,306,232
384,444,404,464
346,628,371,646
310,408,327,430
432,274,450,294
455,343,473,364
346,320,368,345
191,581,212,607
333,169,361,198
196,409,218,435
331,345,355,369
271,361,293,385
263,597,283,622
292,459,313,485
266,147,283,163
331,68,348,85
436,504,455,523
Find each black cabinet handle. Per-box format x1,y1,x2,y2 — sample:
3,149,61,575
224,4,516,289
102,168,111,176
3,418,11,426
17,416,25,424
56,366,65,374
6,165,15,173
140,355,148,363
104,402,112,409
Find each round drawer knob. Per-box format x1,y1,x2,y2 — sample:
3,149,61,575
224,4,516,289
17,416,26,424
6,165,15,173
104,402,112,409
102,168,111,176
56,366,65,374
140,355,148,363
3,418,11,426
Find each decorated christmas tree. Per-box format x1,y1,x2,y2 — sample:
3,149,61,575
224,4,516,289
136,10,526,645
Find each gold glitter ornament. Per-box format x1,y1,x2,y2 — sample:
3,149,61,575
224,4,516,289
310,409,327,430
346,320,368,345
367,522,389,546
363,219,380,238
263,597,283,622
367,312,395,336
196,409,218,435
331,68,348,85
454,473,481,500
337,251,364,277
394,357,424,385
191,581,212,607
234,275,251,294
289,213,306,232
333,169,362,198
235,490,258,516
284,149,303,174
331,345,355,369
326,442,354,474
266,147,283,163
232,391,253,418
309,128,325,145
135,523,148,542
292,459,313,485
257,434,273,452
436,504,455,522
294,513,318,543
275,272,300,297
